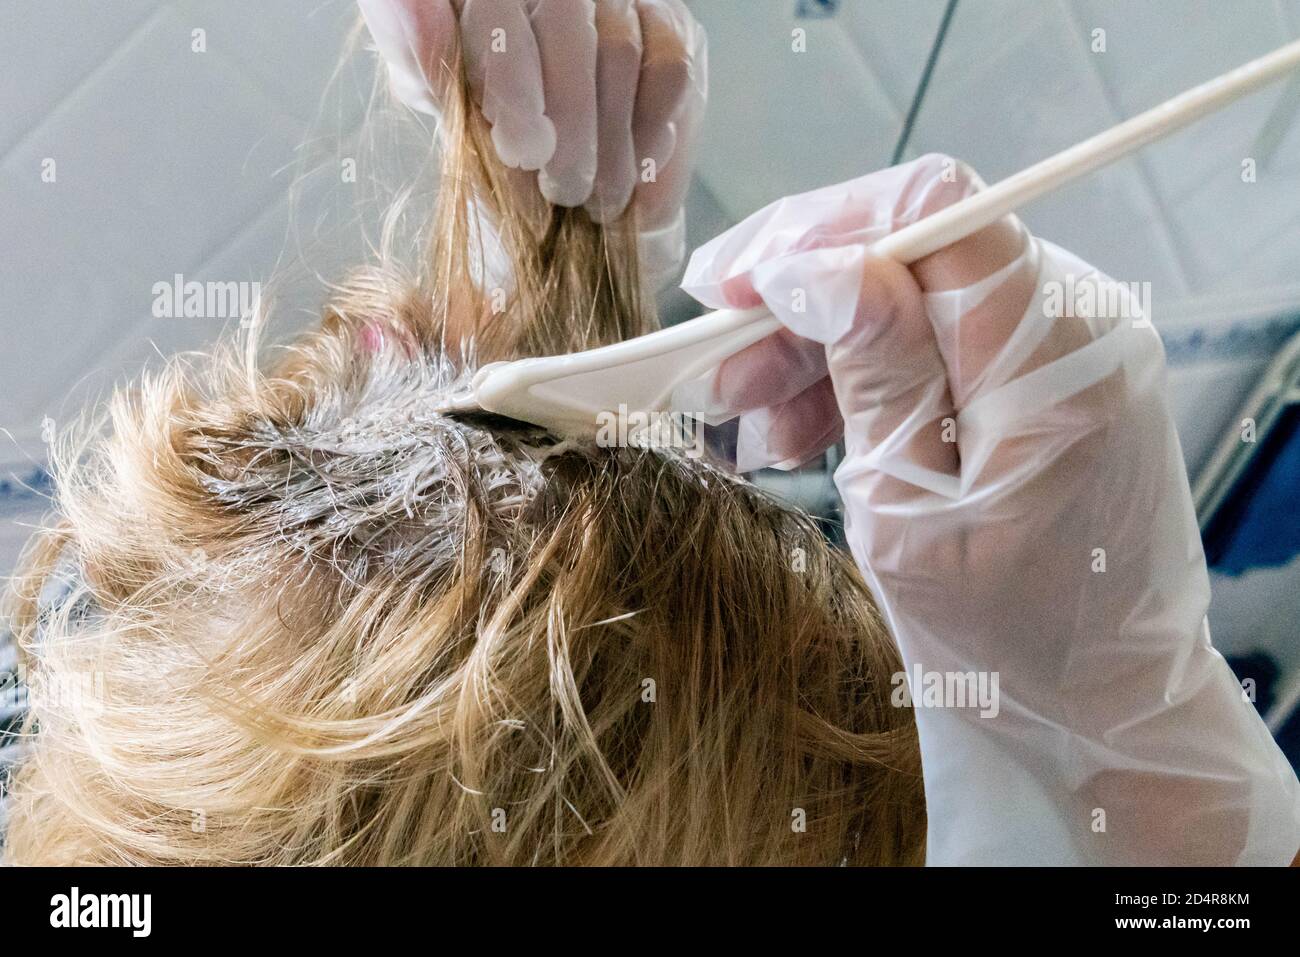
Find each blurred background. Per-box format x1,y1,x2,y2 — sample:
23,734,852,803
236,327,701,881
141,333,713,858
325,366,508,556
3,0,1300,756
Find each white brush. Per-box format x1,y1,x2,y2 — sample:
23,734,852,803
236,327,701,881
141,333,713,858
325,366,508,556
441,37,1300,436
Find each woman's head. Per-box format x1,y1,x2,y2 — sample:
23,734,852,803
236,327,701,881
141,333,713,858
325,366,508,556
1,39,923,865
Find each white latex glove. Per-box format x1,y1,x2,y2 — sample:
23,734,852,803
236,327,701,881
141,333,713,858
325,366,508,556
357,0,706,288
677,154,1300,866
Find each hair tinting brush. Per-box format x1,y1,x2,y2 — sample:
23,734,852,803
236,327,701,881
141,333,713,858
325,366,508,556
439,38,1300,437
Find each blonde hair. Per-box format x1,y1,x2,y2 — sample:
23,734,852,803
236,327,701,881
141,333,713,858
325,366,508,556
2,41,923,866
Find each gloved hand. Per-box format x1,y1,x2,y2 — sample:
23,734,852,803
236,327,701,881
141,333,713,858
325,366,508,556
357,0,706,288
677,153,1300,865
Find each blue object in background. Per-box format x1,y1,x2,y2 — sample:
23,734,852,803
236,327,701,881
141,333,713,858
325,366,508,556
795,0,839,18
1203,403,1300,576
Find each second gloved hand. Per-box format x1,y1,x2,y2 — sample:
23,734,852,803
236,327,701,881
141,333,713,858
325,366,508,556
357,0,705,289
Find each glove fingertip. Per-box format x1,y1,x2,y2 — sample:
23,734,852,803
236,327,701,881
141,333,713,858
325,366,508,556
537,168,593,208
734,397,841,474
765,455,805,472
491,112,557,171
749,247,866,344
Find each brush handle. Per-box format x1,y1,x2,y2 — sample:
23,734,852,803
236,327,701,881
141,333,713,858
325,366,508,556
665,36,1300,372
874,36,1300,264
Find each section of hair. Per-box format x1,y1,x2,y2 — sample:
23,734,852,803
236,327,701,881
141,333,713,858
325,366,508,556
416,38,650,361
